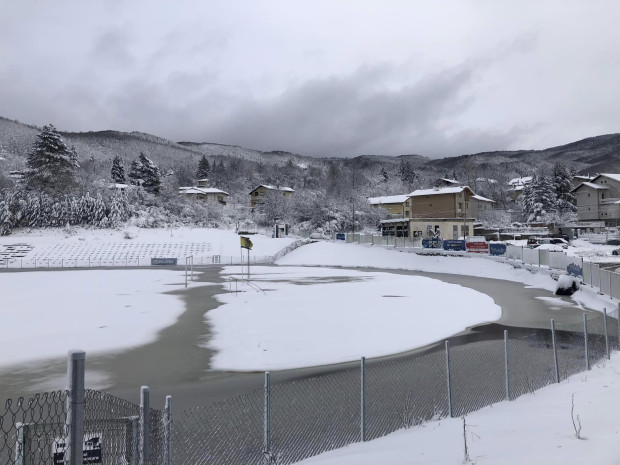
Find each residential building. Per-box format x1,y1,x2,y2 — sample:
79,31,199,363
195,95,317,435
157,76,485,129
250,184,294,207
378,185,494,239
179,186,229,204
571,174,595,190
572,173,620,226
507,176,532,201
434,178,461,188
367,195,410,217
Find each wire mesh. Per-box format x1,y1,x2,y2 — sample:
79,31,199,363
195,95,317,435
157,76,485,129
0,390,68,465
173,388,264,465
508,330,556,398
84,389,141,464
365,351,447,441
270,368,360,464
554,318,587,380
449,339,506,416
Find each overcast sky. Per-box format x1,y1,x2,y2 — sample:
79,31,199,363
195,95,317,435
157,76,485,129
1,1,619,158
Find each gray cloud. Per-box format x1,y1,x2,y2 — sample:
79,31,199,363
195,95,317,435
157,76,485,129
203,63,521,157
2,1,620,158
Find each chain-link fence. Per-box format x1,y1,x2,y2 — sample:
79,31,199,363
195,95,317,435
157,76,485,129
1,310,618,465
173,309,619,465
0,390,68,464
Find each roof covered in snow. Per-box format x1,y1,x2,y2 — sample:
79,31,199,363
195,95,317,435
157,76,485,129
598,173,620,183
508,176,533,186
408,186,473,197
572,181,609,192
251,184,295,193
472,194,495,203
368,195,409,205
179,187,229,195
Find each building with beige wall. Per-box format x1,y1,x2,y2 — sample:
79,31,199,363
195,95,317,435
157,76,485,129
572,173,620,226
378,185,493,238
250,184,294,207
367,195,410,217
179,186,229,204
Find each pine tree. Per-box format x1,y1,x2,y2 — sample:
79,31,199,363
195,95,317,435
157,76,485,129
553,163,576,214
522,175,557,222
128,153,161,193
111,155,126,184
196,155,210,180
380,167,389,184
26,124,79,194
138,153,162,194
398,160,416,190
0,198,11,235
128,160,142,186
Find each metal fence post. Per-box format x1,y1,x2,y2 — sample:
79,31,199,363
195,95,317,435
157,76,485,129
445,341,453,418
603,308,610,360
263,372,271,464
583,314,590,371
66,350,85,465
140,386,151,463
15,422,28,465
551,319,560,383
360,357,366,442
504,330,510,401
164,396,172,465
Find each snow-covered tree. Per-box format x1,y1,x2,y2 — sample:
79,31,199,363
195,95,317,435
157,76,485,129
111,155,126,184
398,160,417,190
522,175,556,222
26,124,79,194
128,153,162,194
553,163,576,214
196,155,210,180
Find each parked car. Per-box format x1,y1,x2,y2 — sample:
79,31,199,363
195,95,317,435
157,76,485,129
527,237,568,249
606,239,620,246
613,248,620,256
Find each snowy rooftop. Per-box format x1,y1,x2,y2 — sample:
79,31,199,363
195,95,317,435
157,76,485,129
179,187,229,195
577,182,609,191
252,184,295,193
599,173,620,183
368,195,409,205
472,194,495,203
408,186,471,197
508,176,533,186
436,178,459,184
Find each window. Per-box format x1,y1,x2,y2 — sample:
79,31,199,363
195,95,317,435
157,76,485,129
458,202,463,210
453,225,458,239
405,210,409,216
602,193,605,199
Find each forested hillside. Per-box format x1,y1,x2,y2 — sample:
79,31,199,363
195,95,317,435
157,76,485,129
0,115,618,236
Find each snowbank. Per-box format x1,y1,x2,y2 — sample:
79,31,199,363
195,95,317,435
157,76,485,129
277,241,558,291
0,269,205,367
206,266,501,370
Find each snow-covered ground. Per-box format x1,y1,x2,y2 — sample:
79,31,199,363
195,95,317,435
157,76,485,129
0,226,295,266
299,352,620,465
0,269,208,367
206,266,501,370
279,241,557,289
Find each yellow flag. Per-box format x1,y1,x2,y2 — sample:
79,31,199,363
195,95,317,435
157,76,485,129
240,236,253,250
